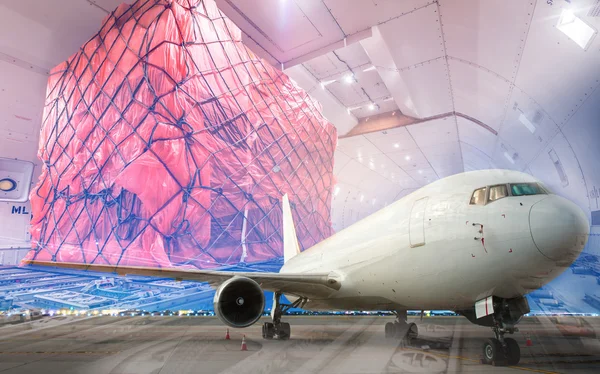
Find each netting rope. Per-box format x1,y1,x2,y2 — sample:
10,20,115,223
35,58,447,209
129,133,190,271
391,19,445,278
25,0,337,269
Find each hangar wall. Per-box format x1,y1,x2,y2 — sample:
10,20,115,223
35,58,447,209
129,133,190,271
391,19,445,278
0,0,598,313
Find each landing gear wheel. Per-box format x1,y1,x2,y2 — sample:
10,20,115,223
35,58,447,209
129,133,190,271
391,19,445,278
278,322,291,340
393,322,408,339
482,338,503,365
384,322,395,339
504,337,521,365
262,322,275,339
406,322,418,343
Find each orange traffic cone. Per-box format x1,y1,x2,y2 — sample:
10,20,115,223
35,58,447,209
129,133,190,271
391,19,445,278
225,328,230,340
525,333,533,347
240,335,248,351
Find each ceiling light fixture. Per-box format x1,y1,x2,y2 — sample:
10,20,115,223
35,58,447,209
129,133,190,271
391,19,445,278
344,74,356,84
405,155,411,161
557,9,597,49
368,103,379,111
394,143,400,149
320,79,336,89
504,152,516,164
334,186,340,196
518,113,536,133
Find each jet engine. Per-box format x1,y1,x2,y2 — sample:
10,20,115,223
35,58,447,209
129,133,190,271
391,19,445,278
213,277,265,328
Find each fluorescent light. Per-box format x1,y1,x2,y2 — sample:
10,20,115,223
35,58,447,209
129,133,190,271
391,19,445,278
344,74,355,84
518,113,536,133
557,9,597,49
504,152,516,164
394,143,400,149
363,65,376,72
369,103,375,110
320,79,336,89
405,155,411,161
334,186,340,196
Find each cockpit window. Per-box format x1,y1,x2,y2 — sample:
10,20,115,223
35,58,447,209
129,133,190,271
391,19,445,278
510,183,546,196
488,184,508,202
470,187,486,205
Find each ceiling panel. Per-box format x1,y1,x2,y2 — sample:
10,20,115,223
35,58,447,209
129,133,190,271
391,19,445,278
351,99,398,119
440,0,534,79
217,0,344,62
326,81,368,106
515,3,600,127
333,149,352,175
364,126,419,154
0,1,107,69
387,148,428,168
456,116,497,158
304,43,371,80
226,0,322,52
448,58,512,131
323,0,434,35
461,142,493,171
336,136,382,159
407,167,438,184
407,117,458,147
498,87,561,164
396,58,454,117
377,2,444,68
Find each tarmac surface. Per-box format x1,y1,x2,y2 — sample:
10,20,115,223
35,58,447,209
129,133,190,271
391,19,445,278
0,315,599,374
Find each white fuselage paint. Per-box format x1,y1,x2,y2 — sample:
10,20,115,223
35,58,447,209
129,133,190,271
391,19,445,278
280,170,589,312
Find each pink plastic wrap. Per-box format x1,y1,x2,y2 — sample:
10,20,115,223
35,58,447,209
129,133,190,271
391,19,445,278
25,0,336,269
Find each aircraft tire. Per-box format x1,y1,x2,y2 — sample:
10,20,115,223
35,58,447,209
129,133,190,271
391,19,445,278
482,338,502,365
384,322,395,338
279,322,291,340
504,338,520,365
263,322,275,339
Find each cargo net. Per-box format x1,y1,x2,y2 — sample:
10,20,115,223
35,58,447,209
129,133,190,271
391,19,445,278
25,0,336,269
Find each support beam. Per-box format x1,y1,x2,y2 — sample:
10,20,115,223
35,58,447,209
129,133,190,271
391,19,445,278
283,28,372,69
340,111,498,139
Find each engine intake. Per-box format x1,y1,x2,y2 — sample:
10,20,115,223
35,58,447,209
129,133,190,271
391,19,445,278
214,277,265,328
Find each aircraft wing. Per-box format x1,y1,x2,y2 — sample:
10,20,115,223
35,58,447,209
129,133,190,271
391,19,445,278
23,260,342,298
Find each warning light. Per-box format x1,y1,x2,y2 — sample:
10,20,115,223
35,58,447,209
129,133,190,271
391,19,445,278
0,178,16,192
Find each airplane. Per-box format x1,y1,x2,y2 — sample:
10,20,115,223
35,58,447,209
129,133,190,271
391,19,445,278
25,169,590,366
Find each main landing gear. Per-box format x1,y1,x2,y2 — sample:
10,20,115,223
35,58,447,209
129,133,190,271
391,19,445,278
262,292,306,340
384,310,418,343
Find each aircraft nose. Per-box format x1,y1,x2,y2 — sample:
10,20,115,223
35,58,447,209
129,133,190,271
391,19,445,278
529,196,589,263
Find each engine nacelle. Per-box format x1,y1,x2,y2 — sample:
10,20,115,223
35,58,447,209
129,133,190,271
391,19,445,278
213,277,265,328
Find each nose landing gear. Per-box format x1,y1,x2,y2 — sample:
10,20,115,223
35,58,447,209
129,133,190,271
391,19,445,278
384,311,419,343
481,325,521,366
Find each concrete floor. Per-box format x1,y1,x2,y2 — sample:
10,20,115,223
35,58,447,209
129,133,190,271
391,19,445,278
0,315,598,374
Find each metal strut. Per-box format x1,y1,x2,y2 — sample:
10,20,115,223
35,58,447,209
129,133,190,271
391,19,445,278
272,291,307,324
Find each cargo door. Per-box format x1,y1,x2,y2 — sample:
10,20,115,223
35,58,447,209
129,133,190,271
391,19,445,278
409,197,428,247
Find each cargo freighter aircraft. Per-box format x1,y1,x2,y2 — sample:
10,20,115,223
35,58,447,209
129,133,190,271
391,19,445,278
26,169,589,366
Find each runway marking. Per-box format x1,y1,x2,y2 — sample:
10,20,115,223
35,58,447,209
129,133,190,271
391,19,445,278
416,350,560,374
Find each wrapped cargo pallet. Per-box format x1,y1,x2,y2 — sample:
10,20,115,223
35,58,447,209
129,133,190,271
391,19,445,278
25,0,337,269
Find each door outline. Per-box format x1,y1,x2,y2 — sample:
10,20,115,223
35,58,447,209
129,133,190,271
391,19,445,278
409,197,429,248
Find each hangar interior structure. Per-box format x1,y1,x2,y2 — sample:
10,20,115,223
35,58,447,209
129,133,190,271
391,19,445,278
0,0,599,314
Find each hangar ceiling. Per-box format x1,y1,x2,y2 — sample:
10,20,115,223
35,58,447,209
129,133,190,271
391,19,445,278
0,0,599,236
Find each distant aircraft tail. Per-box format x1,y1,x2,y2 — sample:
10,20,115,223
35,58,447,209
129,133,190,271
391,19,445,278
282,194,301,264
